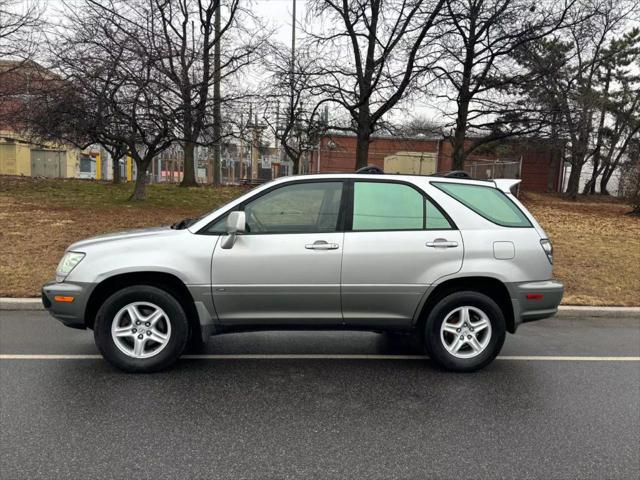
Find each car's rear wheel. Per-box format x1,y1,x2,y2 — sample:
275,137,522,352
423,291,506,372
94,285,189,372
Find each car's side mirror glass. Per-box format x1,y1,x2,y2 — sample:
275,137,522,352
221,211,246,249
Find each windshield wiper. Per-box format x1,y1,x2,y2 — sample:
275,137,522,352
171,218,195,230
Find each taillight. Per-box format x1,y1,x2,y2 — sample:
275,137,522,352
540,239,553,264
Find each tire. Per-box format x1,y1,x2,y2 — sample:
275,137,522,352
423,291,506,372
94,285,189,373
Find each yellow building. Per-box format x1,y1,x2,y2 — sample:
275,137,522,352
0,131,79,178
383,151,437,175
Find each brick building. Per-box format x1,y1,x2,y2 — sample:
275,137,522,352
308,133,564,193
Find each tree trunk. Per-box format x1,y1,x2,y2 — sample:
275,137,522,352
599,164,615,195
546,116,560,192
565,163,582,199
451,97,470,171
355,129,371,170
129,160,149,201
212,5,222,186
112,155,122,184
582,161,600,197
583,157,600,194
582,177,595,195
452,128,467,171
181,141,198,187
213,143,221,185
355,100,372,170
547,150,560,193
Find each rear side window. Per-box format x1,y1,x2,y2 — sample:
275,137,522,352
352,181,453,231
353,182,423,230
432,182,531,227
426,199,453,229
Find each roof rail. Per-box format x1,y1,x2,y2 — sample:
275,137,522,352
355,165,384,174
439,170,472,179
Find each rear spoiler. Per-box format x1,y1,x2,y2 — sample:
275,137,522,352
493,179,521,193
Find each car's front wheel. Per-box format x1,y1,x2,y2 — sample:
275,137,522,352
423,291,506,372
94,285,189,373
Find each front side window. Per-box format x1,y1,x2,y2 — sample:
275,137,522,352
243,181,343,233
207,213,234,234
432,182,531,227
352,182,424,231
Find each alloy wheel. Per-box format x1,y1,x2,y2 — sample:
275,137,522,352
111,301,172,359
439,306,492,359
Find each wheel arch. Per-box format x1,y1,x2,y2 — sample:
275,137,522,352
416,276,515,333
84,272,201,339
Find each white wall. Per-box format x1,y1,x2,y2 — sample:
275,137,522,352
562,162,623,196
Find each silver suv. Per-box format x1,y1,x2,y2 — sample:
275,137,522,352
43,173,563,372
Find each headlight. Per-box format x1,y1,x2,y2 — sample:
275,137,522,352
56,252,85,281
540,239,553,264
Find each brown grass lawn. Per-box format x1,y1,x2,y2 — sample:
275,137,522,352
0,176,248,298
520,192,640,306
1,176,639,305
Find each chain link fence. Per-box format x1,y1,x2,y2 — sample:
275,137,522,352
463,158,522,181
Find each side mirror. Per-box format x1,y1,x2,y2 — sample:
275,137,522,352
221,211,246,249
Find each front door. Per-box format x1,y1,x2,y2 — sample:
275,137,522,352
211,180,345,325
341,180,463,327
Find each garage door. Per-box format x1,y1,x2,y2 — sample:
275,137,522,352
31,150,66,177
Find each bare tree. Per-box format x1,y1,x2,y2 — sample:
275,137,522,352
30,1,174,200
306,0,446,170
0,0,42,66
432,0,575,170
263,43,329,174
91,0,266,187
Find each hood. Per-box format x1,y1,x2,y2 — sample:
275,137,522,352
68,226,182,251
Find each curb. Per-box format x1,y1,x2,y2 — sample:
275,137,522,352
0,298,43,311
556,306,639,319
1,297,639,318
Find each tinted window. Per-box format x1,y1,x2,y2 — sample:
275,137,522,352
426,199,453,229
207,214,232,234
432,182,531,227
353,182,424,230
244,182,343,233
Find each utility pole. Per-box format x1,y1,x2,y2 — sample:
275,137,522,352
212,2,222,185
289,0,296,175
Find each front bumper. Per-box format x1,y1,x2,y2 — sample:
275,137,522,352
509,280,564,330
42,281,94,329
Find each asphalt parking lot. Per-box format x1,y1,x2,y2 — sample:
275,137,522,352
1,311,639,480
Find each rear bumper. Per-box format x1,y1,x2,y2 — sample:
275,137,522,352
42,281,94,329
508,280,564,330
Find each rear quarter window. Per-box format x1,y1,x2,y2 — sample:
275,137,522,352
432,182,532,228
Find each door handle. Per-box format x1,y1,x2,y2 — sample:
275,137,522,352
426,238,459,248
305,240,339,250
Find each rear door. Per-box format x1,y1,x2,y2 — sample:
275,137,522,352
340,179,463,327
